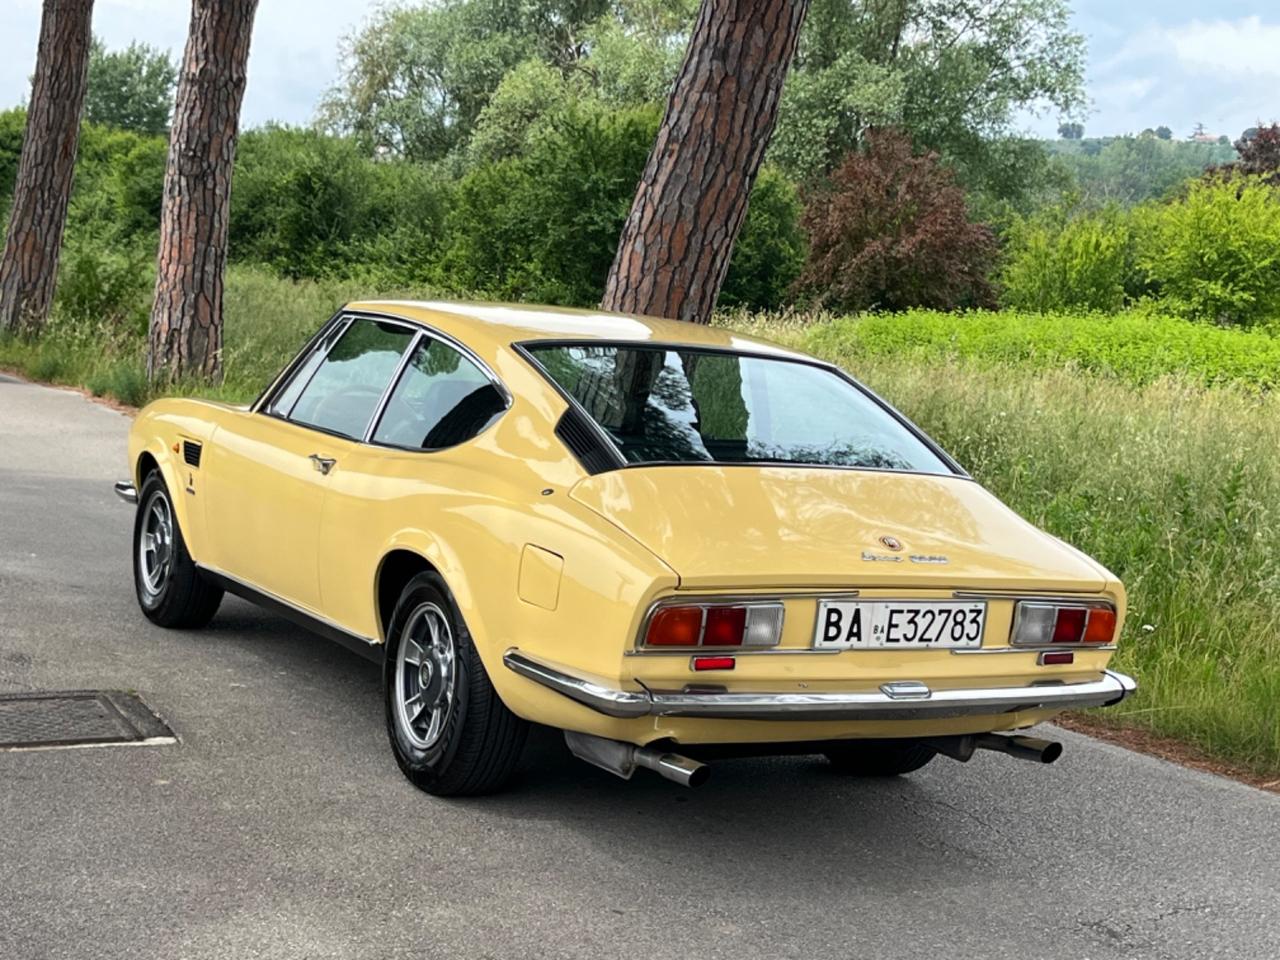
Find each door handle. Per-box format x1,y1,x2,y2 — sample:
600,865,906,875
309,454,336,475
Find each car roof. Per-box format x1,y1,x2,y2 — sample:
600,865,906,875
346,299,815,363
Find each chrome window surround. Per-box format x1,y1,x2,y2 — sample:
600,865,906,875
1008,598,1119,649
633,595,787,653
252,307,513,454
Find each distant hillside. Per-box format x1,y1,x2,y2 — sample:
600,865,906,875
1046,135,1237,206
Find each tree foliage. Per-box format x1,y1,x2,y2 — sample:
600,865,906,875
319,0,691,162
231,126,448,280
999,205,1138,313
772,0,1086,201
1050,135,1235,207
1231,123,1280,184
1136,176,1280,328
794,130,996,312
85,36,177,134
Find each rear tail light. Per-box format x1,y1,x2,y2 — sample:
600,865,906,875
645,606,703,646
1011,601,1117,647
642,602,784,649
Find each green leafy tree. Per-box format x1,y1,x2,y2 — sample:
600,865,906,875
1155,125,1172,140
1050,136,1236,207
1136,176,1280,328
320,0,620,161
772,0,1086,201
85,37,177,134
999,205,1139,312
1058,121,1083,140
438,103,660,303
230,125,447,279
719,166,807,310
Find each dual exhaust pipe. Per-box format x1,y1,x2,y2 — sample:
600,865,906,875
565,729,1061,788
564,731,710,787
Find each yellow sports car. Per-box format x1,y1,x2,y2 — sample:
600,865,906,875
117,301,1135,795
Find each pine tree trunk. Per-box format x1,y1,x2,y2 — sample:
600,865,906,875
0,0,94,335
148,0,259,381
601,0,809,324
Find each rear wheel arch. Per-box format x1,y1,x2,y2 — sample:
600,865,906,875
376,549,441,643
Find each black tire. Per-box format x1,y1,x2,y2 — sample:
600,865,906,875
384,572,529,797
823,738,937,777
132,470,223,628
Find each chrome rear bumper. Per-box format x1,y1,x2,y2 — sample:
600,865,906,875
502,648,1137,722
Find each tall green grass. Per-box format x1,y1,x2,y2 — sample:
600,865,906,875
731,308,1280,389
848,359,1280,774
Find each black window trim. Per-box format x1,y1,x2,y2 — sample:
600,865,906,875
513,338,969,480
252,306,513,454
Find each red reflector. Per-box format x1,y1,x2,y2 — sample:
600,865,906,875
1052,607,1087,643
646,606,702,646
1039,651,1075,665
1084,608,1117,644
692,656,735,671
703,606,746,647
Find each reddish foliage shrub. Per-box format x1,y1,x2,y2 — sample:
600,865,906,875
1205,122,1280,186
1235,123,1280,182
793,130,997,312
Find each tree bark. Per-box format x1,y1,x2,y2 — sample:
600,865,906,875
0,0,94,335
148,0,259,381
601,0,809,324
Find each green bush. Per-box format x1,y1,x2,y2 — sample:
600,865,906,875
55,236,154,333
1136,176,1280,327
999,206,1139,312
437,103,660,305
230,126,448,280
0,108,24,201
795,308,1280,389
719,166,807,311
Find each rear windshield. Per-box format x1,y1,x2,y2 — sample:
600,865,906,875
524,343,953,474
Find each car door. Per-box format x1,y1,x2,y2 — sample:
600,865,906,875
316,332,510,639
201,315,418,613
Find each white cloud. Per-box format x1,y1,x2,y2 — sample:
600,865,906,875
1163,16,1280,79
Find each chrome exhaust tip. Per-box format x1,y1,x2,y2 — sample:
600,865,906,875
926,733,1064,765
564,731,709,787
634,747,710,788
977,734,1062,764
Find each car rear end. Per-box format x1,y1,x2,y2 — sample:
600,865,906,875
502,337,1136,779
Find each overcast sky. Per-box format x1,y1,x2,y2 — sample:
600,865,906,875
1,0,1276,141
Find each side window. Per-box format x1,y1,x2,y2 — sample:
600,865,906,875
287,319,416,440
264,318,350,419
371,338,506,450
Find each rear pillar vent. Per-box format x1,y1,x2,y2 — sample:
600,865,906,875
555,409,619,475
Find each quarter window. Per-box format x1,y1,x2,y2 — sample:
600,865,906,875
372,338,506,450
286,319,415,440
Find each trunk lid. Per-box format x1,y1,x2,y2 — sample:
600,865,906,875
569,466,1107,592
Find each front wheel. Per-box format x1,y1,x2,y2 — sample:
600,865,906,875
823,738,937,776
132,471,223,628
384,572,529,796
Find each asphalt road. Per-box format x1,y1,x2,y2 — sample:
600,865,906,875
1,373,1277,960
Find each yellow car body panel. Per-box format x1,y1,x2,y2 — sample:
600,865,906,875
126,300,1130,750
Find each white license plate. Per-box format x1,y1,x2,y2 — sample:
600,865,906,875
814,601,986,650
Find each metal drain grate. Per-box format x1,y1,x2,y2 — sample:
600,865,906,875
0,691,175,749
